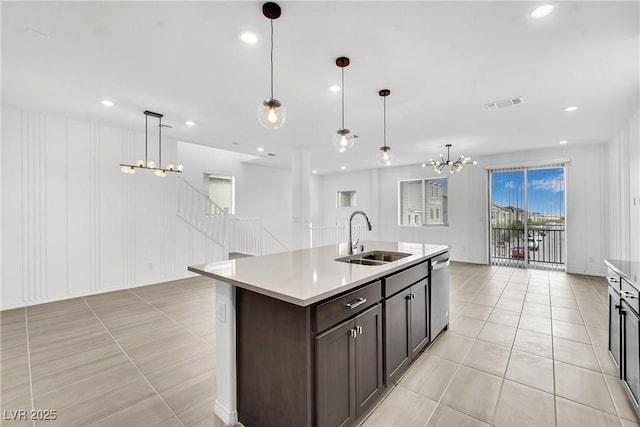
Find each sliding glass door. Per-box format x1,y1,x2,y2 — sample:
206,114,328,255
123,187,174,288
489,166,565,270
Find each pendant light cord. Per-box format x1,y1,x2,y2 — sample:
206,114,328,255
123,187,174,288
159,116,162,168
270,19,274,99
144,113,148,164
383,96,387,148
341,66,345,129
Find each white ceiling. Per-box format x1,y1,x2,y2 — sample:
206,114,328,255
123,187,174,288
2,1,639,174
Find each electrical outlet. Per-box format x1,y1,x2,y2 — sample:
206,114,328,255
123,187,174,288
216,301,227,323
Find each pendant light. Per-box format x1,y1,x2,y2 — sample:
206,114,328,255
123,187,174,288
119,110,183,177
333,57,356,152
376,89,394,165
257,2,286,130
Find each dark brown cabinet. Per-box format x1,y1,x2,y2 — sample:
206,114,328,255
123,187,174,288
316,304,383,427
609,282,622,370
606,260,640,420
622,299,640,407
384,287,411,384
385,279,429,384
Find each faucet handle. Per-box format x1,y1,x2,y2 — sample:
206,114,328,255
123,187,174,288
352,237,360,249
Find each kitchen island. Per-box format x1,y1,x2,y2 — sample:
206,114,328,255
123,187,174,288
189,241,449,427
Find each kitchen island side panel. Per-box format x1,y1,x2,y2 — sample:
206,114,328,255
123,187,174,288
236,287,314,427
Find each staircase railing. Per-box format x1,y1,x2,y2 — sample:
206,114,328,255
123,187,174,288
176,176,227,247
176,177,288,256
229,217,288,256
308,223,369,248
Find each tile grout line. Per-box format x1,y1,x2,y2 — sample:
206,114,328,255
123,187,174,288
80,297,187,427
487,267,523,427
428,268,515,427
545,273,559,427
24,307,36,427
127,288,214,349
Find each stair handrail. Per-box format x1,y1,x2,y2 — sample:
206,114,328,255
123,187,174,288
263,227,289,253
177,176,227,214
176,176,228,247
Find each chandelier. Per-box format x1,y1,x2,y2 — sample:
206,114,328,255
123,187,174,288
423,144,476,174
120,110,183,177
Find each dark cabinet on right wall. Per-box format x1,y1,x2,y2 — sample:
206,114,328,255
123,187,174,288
606,259,640,420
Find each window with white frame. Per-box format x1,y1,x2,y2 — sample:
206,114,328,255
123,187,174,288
203,174,235,214
399,178,448,226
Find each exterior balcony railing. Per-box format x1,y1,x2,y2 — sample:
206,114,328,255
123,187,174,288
491,225,565,270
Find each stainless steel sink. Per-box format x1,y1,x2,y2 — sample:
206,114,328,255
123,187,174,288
336,250,412,265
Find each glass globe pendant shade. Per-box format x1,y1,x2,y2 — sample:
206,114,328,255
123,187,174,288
333,129,355,152
258,98,286,130
377,146,394,165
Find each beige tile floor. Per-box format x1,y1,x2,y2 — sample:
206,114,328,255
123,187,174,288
1,277,226,427
1,262,639,427
360,262,640,427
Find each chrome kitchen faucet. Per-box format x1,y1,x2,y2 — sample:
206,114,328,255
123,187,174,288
348,210,372,254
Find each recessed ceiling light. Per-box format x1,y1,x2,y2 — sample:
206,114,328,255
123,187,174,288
559,140,568,145
101,100,114,107
340,166,346,170
564,106,579,112
530,4,555,19
312,170,317,174
329,85,341,93
185,121,196,126
239,31,258,45
257,147,264,152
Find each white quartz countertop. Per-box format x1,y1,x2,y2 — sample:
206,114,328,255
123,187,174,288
188,241,449,306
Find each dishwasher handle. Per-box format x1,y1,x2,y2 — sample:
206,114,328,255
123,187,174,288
431,256,450,271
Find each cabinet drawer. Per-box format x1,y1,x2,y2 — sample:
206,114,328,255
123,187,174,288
316,281,381,333
383,261,429,298
621,278,640,314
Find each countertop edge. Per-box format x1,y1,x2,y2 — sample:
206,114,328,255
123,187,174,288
605,258,639,288
189,246,449,306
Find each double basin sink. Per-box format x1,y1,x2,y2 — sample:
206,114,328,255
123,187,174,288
335,250,412,266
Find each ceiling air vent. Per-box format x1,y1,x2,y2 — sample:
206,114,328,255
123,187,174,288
485,96,524,111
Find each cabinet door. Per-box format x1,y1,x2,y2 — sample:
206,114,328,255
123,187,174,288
316,318,356,427
385,287,412,384
411,280,430,359
609,285,622,372
623,302,640,407
355,304,383,418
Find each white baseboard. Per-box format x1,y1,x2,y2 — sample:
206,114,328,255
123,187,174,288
214,399,238,426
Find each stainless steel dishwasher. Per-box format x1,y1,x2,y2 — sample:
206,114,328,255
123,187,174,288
430,252,450,339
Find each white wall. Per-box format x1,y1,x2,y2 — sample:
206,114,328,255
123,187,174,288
606,110,640,263
1,106,223,310
177,141,293,249
319,143,609,275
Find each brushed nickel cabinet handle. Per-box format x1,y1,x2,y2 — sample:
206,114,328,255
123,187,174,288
356,326,363,335
345,298,367,309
